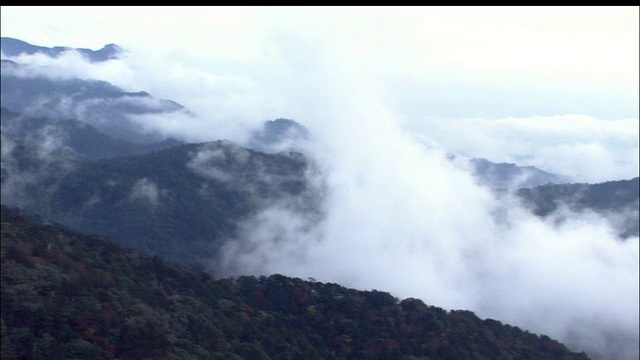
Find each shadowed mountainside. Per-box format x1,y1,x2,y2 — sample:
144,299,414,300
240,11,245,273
516,178,639,238
1,139,318,269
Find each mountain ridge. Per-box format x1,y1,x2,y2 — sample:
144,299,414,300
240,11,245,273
2,137,318,268
1,36,122,62
1,55,190,144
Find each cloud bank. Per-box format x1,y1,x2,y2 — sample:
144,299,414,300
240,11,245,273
407,114,640,183
211,48,639,359
2,7,638,359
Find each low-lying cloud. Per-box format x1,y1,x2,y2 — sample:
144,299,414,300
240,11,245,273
219,107,639,359
0,122,77,209
129,178,163,206
212,41,637,359
406,115,639,183
7,37,637,183
2,19,638,359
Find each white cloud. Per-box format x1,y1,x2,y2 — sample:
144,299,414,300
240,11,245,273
408,115,640,183
3,50,133,81
129,178,162,206
186,142,249,182
210,32,638,359
1,7,638,359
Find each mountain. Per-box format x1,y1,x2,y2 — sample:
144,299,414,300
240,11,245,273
1,107,184,160
1,36,122,62
0,60,191,144
247,118,310,153
469,157,569,190
516,178,639,238
1,107,184,221
0,205,591,360
1,139,319,269
244,120,570,190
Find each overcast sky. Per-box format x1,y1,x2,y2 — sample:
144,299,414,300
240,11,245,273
2,6,639,360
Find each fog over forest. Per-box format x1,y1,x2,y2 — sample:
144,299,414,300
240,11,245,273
1,6,638,360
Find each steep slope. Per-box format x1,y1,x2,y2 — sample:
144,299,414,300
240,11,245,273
0,205,591,360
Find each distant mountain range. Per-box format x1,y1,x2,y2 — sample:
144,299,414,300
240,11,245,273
0,107,183,160
516,177,639,238
2,37,637,266
2,137,316,268
468,157,569,190
1,37,637,360
1,36,122,62
1,59,191,144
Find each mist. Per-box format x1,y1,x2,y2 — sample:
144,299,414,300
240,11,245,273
212,44,639,359
2,6,638,359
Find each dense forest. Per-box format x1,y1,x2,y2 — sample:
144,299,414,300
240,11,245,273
1,205,590,360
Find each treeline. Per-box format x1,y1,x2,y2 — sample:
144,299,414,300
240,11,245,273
1,205,589,359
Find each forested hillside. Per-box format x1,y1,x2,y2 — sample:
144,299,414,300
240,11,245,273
1,139,316,269
1,205,590,360
517,178,639,237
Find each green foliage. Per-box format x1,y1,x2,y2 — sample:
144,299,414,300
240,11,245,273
1,206,591,360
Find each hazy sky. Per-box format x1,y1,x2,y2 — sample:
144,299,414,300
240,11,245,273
2,6,639,360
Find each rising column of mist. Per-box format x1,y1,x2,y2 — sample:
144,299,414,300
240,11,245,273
216,43,639,360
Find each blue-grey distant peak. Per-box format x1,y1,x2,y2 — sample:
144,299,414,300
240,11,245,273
1,37,123,62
